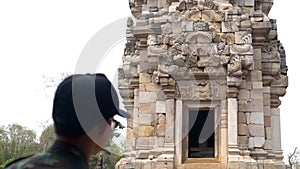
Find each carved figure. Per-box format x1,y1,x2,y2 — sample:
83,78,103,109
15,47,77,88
228,54,243,76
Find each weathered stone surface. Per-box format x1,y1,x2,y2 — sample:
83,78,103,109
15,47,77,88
264,140,272,150
139,92,158,103
136,150,151,159
144,83,158,91
265,127,272,140
253,82,263,89
220,33,235,44
248,70,263,82
143,159,153,169
169,2,180,13
248,124,265,137
190,11,202,21
249,137,254,149
134,126,155,137
222,21,239,32
230,44,254,55
238,112,247,123
172,21,182,34
249,112,264,124
181,21,194,32
253,137,265,148
136,137,151,149
264,106,271,116
156,124,166,136
156,101,166,113
239,99,264,112
126,128,134,150
241,19,251,29
139,73,151,83
239,136,249,146
139,114,155,125
155,136,165,148
160,23,171,35
238,123,248,136
158,114,166,124
264,116,271,127
249,137,265,149
191,44,218,56
165,99,174,144
202,10,224,22
238,89,250,100
185,32,213,44
235,31,252,44
139,103,156,114
244,0,254,6
197,55,220,67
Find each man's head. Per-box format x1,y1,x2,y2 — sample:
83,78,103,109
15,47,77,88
52,73,130,139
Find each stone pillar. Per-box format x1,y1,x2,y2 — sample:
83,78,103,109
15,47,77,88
220,100,228,165
175,99,182,166
271,108,285,169
164,99,175,148
228,98,244,168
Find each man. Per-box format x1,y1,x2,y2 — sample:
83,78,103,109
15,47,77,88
6,73,130,169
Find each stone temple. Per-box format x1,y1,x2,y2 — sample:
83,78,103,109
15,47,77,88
116,0,288,168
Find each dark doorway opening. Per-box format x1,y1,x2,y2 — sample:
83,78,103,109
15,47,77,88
188,110,215,158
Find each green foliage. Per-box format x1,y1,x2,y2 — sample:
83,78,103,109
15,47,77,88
89,153,100,169
0,122,124,169
0,123,56,166
0,124,38,164
39,124,55,151
0,158,14,169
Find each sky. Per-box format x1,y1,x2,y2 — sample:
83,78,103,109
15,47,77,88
0,0,299,162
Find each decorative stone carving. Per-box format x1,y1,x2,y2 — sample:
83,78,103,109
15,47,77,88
230,44,253,55
185,31,213,44
118,0,288,168
196,81,212,100
228,54,243,77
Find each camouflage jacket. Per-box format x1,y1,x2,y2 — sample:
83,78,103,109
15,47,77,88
5,140,89,169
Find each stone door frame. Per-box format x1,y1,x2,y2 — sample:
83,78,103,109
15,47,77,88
175,99,227,167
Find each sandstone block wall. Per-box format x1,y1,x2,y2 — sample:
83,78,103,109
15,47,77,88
117,0,288,168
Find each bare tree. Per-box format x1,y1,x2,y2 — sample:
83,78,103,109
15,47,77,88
288,147,300,169
41,72,70,97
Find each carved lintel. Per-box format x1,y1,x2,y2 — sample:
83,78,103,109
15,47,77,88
176,80,213,100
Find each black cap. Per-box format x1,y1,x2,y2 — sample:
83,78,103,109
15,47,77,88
52,73,130,137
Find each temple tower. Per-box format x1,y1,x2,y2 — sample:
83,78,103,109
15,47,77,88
117,0,288,168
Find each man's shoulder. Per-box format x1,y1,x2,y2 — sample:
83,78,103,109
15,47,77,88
5,149,88,169
5,155,34,169
5,151,67,169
